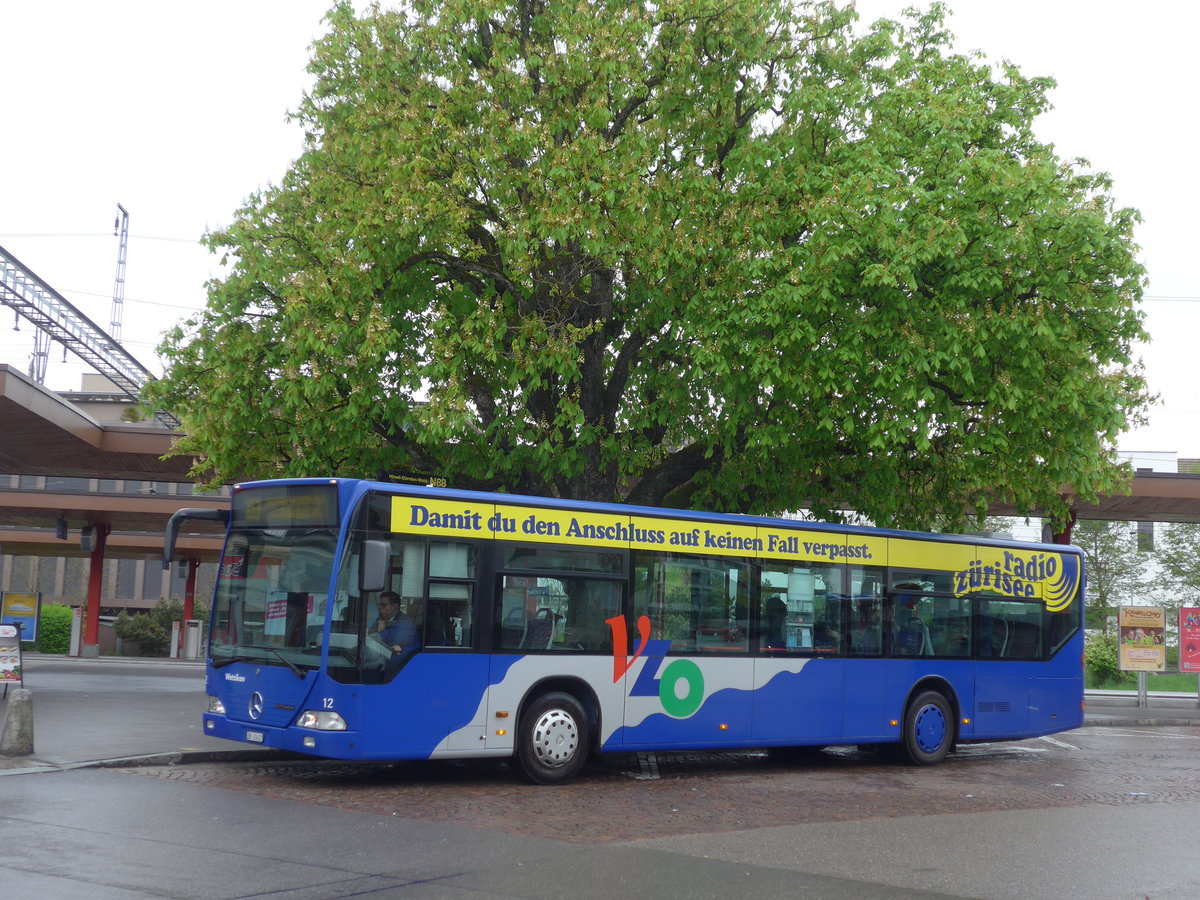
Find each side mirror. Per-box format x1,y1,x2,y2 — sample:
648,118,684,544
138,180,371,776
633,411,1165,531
359,540,390,594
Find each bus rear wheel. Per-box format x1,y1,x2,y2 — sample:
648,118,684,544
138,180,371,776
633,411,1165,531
517,692,590,785
901,690,953,765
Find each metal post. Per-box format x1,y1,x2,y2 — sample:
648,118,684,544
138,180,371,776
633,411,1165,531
1137,670,1148,708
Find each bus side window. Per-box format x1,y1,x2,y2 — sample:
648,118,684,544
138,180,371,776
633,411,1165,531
929,596,971,658
635,553,749,654
496,573,619,652
423,542,475,648
891,589,932,656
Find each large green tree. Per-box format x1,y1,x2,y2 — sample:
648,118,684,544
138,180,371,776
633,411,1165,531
1149,522,1200,622
147,0,1150,529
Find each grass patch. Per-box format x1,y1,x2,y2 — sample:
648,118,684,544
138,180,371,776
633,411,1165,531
1087,671,1200,693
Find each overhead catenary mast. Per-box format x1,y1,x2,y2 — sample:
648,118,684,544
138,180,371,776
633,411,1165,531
111,203,129,344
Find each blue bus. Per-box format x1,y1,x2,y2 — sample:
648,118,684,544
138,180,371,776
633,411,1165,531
165,478,1085,784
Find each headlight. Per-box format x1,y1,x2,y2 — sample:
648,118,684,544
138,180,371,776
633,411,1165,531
207,695,227,714
297,710,348,731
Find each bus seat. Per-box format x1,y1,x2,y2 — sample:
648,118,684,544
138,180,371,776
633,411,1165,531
895,618,932,656
992,618,1010,657
521,609,557,650
1007,621,1040,658
501,609,526,649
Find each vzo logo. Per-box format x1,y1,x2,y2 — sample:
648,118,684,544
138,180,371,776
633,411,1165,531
606,616,705,718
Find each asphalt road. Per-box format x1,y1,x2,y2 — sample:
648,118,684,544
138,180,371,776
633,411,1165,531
6,655,1200,898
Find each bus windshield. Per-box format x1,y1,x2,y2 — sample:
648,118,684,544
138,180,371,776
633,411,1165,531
210,525,337,671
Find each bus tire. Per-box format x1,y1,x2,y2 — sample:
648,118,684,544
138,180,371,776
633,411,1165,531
517,692,590,785
901,690,953,766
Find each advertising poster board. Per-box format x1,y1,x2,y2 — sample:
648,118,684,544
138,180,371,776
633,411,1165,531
1118,605,1166,672
0,591,41,644
0,623,23,686
1179,608,1200,673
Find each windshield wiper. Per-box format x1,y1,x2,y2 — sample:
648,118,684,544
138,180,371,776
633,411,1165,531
212,654,254,669
264,646,306,679
211,647,306,679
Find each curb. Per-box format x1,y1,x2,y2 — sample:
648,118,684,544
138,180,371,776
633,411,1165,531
0,748,300,777
20,652,205,668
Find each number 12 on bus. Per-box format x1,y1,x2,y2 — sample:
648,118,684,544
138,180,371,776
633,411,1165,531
165,478,1084,785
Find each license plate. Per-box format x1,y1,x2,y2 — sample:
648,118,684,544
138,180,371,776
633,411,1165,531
246,730,265,743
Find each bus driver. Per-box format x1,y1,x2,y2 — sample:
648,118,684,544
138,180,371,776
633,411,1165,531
373,591,418,653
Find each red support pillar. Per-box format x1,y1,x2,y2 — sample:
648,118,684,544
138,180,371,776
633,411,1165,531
1051,509,1077,545
83,524,109,657
182,557,200,622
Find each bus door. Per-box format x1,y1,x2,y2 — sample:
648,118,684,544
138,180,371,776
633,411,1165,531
841,660,888,740
972,600,1038,736
624,555,754,746
840,586,889,740
752,564,864,742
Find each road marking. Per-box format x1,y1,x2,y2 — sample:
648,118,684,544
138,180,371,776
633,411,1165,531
1037,736,1079,750
956,743,1047,756
1103,729,1200,740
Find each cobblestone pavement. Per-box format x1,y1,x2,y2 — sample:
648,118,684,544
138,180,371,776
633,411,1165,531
124,724,1200,844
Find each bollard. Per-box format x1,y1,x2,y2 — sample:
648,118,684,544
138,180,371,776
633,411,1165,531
0,688,34,756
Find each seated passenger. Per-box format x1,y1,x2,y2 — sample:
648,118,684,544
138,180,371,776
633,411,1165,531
892,591,932,656
940,618,970,656
762,596,788,649
894,611,932,656
812,623,840,651
851,606,882,653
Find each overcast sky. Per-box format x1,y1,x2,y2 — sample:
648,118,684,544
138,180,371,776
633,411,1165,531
1,0,1196,461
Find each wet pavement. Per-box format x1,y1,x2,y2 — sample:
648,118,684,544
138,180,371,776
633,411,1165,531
7,655,1200,898
121,734,1200,844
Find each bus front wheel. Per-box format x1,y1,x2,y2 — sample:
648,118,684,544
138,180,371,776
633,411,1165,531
517,692,590,785
901,690,953,765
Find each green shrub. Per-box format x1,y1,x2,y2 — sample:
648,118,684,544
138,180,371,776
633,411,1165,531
113,598,208,657
17,604,74,654
1085,631,1134,687
35,604,74,654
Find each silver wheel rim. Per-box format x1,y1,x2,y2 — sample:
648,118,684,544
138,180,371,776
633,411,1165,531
530,707,579,769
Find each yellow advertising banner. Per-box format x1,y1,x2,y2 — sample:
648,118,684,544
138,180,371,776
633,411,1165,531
387,496,1078,609
888,538,976,573
391,498,894,567
1118,605,1166,672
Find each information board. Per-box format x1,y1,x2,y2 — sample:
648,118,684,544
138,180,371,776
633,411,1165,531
0,623,23,686
1179,608,1200,673
1118,605,1166,672
0,592,40,644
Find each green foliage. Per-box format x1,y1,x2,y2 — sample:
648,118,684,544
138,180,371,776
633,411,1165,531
1073,520,1149,629
1153,523,1200,607
114,598,207,657
114,610,169,657
34,603,74,655
1085,631,1125,686
146,0,1150,529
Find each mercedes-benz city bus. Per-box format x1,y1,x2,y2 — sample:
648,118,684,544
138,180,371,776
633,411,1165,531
165,478,1085,784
